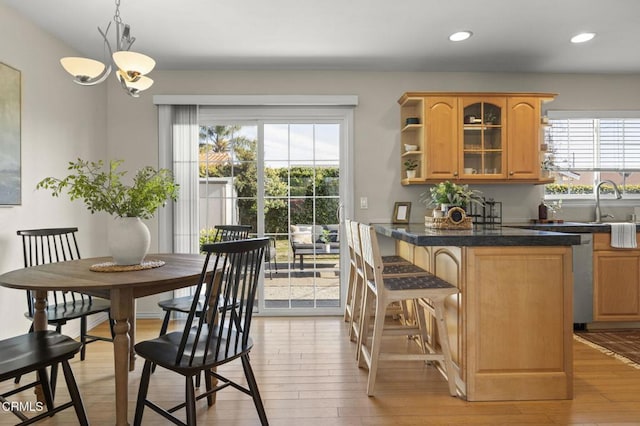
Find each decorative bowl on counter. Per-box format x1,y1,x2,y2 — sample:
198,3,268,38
404,144,418,151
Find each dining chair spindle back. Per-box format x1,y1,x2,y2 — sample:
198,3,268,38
15,228,113,396
156,224,252,337
134,238,270,426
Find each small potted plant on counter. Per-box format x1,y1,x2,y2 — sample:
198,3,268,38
423,181,483,215
421,181,483,228
403,159,418,179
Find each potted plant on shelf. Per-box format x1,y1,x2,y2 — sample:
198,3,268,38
484,111,498,125
403,159,418,179
37,158,179,265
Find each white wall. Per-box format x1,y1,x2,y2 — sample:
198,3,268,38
108,70,640,227
0,3,108,338
4,2,640,327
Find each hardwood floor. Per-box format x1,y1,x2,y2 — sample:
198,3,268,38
2,317,640,425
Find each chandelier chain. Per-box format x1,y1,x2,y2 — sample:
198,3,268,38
114,0,122,25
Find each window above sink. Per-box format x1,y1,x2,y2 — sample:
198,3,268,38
543,111,640,203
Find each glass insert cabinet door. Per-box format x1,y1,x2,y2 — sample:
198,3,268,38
461,98,505,177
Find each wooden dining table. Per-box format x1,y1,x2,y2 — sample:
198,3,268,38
0,253,209,426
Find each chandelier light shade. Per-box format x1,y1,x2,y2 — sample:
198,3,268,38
112,51,156,81
116,71,153,97
60,57,110,85
59,0,155,97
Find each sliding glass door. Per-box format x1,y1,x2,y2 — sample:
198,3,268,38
198,108,350,315
262,123,341,310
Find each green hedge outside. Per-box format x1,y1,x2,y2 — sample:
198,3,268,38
545,183,640,195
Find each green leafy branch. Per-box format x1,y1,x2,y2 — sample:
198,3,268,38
421,181,484,208
36,159,179,219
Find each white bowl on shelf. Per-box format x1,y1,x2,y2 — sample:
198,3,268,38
404,144,418,151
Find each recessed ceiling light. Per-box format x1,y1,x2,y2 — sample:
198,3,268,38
449,31,473,42
571,32,596,43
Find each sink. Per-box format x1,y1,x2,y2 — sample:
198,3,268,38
587,221,635,225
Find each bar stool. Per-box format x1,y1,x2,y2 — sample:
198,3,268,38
381,255,411,266
357,222,460,397
344,219,358,325
349,221,429,352
345,220,371,344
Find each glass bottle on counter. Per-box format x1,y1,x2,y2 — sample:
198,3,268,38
538,201,548,220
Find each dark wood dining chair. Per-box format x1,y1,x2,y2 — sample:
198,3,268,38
0,330,89,425
16,228,114,396
134,238,270,426
155,224,252,339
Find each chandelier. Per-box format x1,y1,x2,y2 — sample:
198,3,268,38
59,0,155,97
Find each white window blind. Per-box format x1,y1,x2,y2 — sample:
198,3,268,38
548,119,595,169
600,119,640,169
549,116,640,171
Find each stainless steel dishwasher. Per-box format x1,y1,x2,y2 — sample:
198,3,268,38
573,233,593,329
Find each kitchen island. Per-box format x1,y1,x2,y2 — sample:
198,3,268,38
373,223,580,401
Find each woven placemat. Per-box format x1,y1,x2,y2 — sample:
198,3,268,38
90,259,166,272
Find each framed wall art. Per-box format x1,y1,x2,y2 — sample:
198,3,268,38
0,62,21,205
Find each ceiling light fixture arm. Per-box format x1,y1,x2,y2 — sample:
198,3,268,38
65,23,116,86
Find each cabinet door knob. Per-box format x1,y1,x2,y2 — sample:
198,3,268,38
453,171,458,177
509,171,514,176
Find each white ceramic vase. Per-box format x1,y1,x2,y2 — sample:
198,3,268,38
108,217,150,265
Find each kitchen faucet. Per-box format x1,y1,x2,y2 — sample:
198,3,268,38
594,180,622,223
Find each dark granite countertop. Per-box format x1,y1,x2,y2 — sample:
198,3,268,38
506,221,639,233
372,223,581,247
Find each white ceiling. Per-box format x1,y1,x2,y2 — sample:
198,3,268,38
5,0,640,74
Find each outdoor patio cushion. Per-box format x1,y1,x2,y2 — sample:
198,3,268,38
324,224,340,242
291,225,313,244
291,224,339,245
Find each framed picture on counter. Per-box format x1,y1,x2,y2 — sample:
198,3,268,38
392,202,411,224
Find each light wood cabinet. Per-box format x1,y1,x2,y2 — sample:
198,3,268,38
593,233,640,321
394,239,573,401
507,97,543,179
460,97,505,180
425,97,458,180
399,96,425,182
465,246,573,401
398,92,556,185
